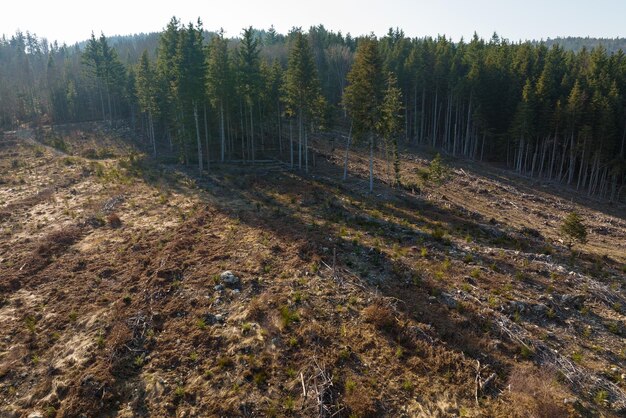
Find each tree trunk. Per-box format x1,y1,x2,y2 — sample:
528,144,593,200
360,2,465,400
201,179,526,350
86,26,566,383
369,133,374,194
420,87,425,144
432,88,438,147
277,100,282,155
343,122,352,181
464,93,472,156
194,103,202,172
393,135,400,186
204,104,210,171
149,111,156,158
305,126,309,173
567,132,576,185
250,104,255,164
298,111,302,170
239,100,245,162
549,129,558,181
290,118,294,170
98,81,105,122
220,101,225,162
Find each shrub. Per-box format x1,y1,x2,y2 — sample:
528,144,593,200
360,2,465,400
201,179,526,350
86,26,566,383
25,316,37,333
279,305,299,328
594,390,608,405
431,226,446,241
560,211,587,249
362,304,396,332
428,153,449,184
107,213,122,228
173,385,186,400
36,227,81,258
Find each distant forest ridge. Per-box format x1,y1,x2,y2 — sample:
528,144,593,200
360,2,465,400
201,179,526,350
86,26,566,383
543,37,626,54
54,31,626,63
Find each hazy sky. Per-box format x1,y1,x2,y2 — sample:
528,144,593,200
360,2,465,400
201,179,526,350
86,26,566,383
3,0,626,44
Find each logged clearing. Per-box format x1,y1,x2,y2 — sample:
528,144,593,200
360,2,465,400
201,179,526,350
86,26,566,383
0,124,625,417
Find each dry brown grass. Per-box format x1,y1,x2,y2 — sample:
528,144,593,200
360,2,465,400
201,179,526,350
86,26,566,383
362,303,397,333
1,125,624,417
36,226,81,258
344,382,378,417
504,364,569,418
107,212,122,228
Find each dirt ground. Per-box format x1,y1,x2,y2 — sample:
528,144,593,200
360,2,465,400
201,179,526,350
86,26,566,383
0,123,624,417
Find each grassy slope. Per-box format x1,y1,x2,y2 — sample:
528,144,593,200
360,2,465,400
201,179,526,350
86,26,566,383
0,124,624,417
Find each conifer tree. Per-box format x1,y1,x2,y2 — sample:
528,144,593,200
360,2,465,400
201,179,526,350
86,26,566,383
343,36,384,192
156,17,182,153
135,50,160,157
175,20,206,170
82,33,106,121
560,211,588,249
378,72,403,186
238,27,261,163
206,29,232,162
284,30,324,172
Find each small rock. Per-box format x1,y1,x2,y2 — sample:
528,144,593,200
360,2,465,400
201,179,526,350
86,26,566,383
532,303,549,316
464,276,477,286
508,301,527,313
231,289,240,294
27,413,44,418
81,374,95,385
440,292,458,309
213,284,224,291
220,271,240,287
561,294,585,309
203,313,221,325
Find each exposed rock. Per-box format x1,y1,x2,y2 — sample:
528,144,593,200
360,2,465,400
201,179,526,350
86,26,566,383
220,271,240,287
203,313,224,325
27,412,44,418
440,292,458,309
561,294,585,309
532,303,549,316
507,301,527,313
464,276,477,286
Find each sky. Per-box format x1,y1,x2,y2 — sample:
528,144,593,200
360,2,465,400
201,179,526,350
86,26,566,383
2,0,626,44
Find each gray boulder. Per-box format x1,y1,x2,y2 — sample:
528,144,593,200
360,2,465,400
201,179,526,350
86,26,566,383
220,271,240,287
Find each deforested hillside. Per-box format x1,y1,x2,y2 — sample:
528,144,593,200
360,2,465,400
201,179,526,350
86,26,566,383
0,123,624,417
1,15,626,418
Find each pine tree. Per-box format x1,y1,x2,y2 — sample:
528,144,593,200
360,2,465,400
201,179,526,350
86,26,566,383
560,211,588,249
378,72,403,186
284,30,324,172
82,33,106,121
343,36,384,192
206,29,232,162
237,27,261,163
175,21,206,170
157,17,182,152
136,50,160,157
